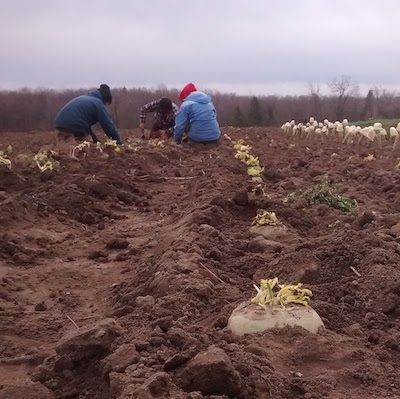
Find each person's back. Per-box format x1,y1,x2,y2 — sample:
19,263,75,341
54,84,122,144
55,92,103,135
174,83,221,144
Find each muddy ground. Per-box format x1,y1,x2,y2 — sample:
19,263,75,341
1,128,400,399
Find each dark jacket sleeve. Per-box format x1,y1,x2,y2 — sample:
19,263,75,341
97,104,123,144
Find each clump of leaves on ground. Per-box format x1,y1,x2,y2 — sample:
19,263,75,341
307,181,357,213
284,181,357,214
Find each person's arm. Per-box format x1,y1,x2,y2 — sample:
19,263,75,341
172,103,179,118
165,127,174,138
139,100,159,125
173,103,190,144
97,104,123,144
89,128,100,143
163,103,179,138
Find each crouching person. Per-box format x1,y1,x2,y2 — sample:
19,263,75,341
54,84,122,144
174,83,221,145
139,97,178,139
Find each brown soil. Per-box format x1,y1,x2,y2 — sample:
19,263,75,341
1,128,400,399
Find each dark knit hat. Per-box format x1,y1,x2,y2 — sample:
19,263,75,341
159,97,173,112
99,84,112,104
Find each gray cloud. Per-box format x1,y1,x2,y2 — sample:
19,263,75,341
1,0,400,94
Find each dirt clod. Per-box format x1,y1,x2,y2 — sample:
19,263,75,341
34,301,47,311
55,318,122,361
101,344,140,374
106,238,130,250
178,346,241,396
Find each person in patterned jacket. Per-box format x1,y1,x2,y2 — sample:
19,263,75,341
139,97,178,139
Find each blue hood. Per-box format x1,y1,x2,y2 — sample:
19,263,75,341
185,91,211,104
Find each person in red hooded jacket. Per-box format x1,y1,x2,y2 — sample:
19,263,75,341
173,83,221,144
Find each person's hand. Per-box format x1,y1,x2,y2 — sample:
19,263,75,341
160,130,168,140
139,123,145,139
164,130,173,139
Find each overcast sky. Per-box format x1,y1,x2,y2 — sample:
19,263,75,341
1,0,400,95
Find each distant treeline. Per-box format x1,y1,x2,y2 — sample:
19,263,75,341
0,86,399,132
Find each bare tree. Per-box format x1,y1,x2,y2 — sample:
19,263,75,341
328,75,359,120
308,82,320,96
361,89,375,120
373,85,398,118
308,82,322,119
232,106,247,127
248,96,264,126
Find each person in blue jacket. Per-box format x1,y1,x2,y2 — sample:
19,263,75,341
54,84,122,144
173,83,221,144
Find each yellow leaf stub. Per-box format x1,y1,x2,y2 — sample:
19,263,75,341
0,154,11,169
33,149,60,172
251,277,313,308
364,154,375,161
252,210,280,226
